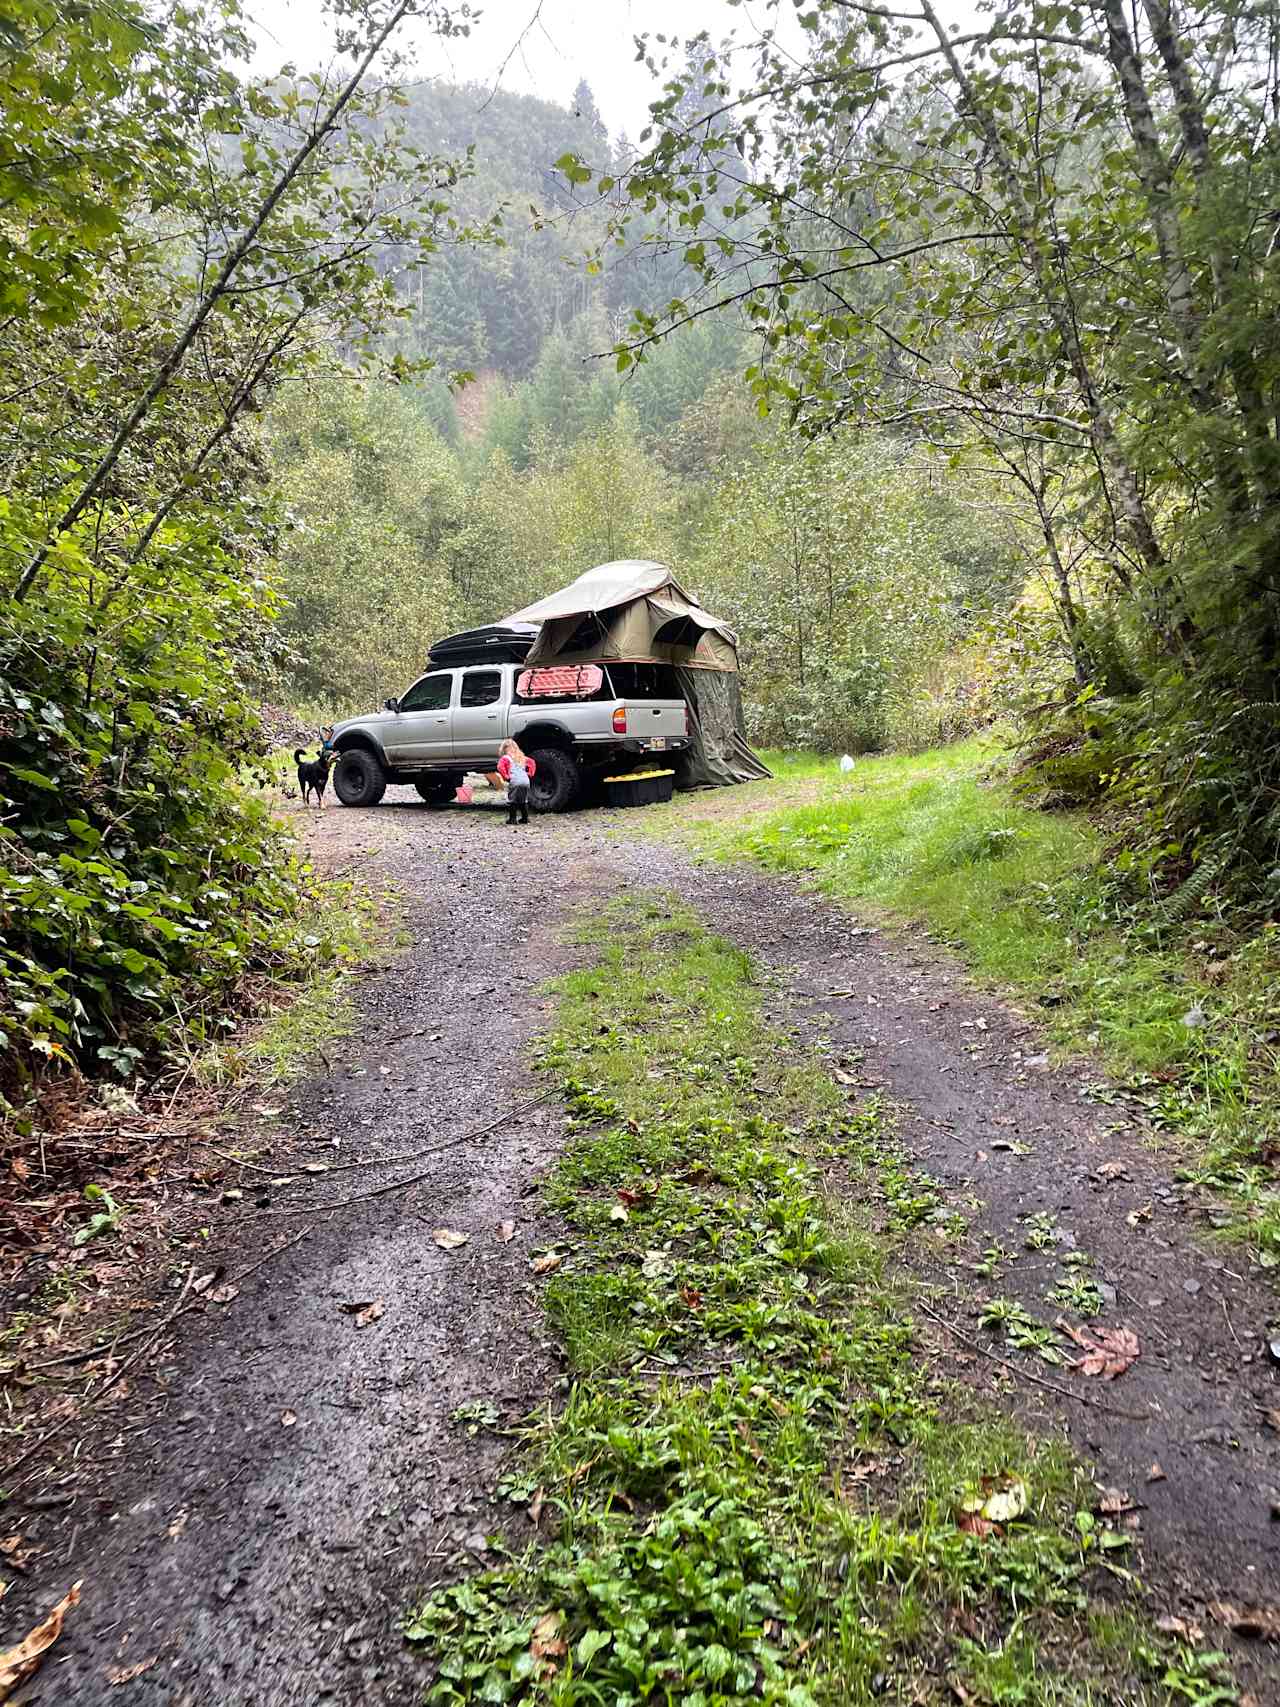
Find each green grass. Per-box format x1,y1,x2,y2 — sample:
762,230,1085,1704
668,740,1280,1270
404,896,1233,1707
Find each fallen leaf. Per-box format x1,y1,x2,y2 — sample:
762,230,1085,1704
1097,1487,1138,1516
496,1220,516,1242
432,1228,469,1250
280,1409,297,1428
251,1104,283,1117
1096,1160,1130,1181
0,1580,81,1701
956,1509,997,1537
109,1656,158,1686
530,1610,568,1676
528,1489,544,1528
302,1162,328,1175
0,1539,33,1574
616,1186,651,1208
1207,1601,1280,1641
207,1283,239,1305
191,1269,222,1295
1146,1463,1167,1483
1155,1614,1203,1641
609,1205,629,1222
354,1300,384,1328
678,1284,704,1311
530,1252,563,1275
339,1298,377,1315
1261,1407,1280,1434
1059,1321,1140,1380
833,1068,859,1086
166,1510,188,1541
9,1158,29,1183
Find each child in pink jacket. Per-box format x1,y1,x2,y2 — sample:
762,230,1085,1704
497,740,537,825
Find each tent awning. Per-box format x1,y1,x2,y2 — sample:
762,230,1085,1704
505,560,738,671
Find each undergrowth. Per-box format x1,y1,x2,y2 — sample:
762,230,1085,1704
188,867,396,1087
404,896,1232,1706
664,742,1280,1271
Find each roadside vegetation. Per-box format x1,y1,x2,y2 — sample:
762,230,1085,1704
406,896,1235,1705
669,746,1280,1271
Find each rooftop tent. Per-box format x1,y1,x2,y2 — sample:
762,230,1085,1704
506,560,770,788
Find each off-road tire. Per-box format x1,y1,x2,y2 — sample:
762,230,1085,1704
414,776,459,805
528,747,580,813
333,748,387,808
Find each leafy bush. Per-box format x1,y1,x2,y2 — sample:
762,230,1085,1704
0,561,300,1110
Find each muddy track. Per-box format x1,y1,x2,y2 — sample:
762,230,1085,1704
5,787,1278,1702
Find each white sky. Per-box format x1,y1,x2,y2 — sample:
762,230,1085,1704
243,0,799,140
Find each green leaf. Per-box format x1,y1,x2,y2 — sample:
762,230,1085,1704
574,1629,611,1667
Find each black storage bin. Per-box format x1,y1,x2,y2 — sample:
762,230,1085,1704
603,770,676,808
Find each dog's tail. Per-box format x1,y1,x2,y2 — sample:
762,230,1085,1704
294,749,306,764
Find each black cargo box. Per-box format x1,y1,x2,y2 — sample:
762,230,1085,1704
428,624,538,668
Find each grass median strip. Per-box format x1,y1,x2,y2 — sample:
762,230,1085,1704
405,895,1236,1707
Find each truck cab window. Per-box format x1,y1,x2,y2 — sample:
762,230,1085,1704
459,670,501,708
399,672,453,712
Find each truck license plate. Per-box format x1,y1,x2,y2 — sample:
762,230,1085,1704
646,737,667,750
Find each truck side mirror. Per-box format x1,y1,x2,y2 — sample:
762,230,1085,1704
384,697,399,712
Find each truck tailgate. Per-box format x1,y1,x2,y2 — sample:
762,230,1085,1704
618,699,686,741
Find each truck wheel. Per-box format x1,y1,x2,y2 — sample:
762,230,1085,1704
333,748,387,808
414,776,457,805
528,747,580,813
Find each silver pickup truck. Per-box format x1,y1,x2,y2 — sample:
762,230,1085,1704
329,661,689,812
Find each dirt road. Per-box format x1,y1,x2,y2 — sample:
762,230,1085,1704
6,785,1279,1702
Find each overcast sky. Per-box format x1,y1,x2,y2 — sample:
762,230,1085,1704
243,0,797,140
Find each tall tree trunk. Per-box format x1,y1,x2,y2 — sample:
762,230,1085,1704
918,0,1175,630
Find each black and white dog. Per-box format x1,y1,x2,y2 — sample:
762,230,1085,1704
294,748,332,808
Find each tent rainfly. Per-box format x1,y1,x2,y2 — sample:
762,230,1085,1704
506,560,770,789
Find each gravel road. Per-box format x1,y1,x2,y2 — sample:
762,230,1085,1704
6,783,1278,1703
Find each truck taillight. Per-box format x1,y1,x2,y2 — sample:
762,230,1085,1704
684,702,690,735
612,705,627,734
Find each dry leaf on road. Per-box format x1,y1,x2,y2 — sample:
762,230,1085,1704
1208,1601,1280,1641
496,1220,516,1243
432,1228,469,1250
354,1300,384,1328
109,1655,158,1686
1058,1321,1140,1380
0,1580,81,1703
207,1283,239,1305
530,1252,563,1275
280,1409,297,1428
